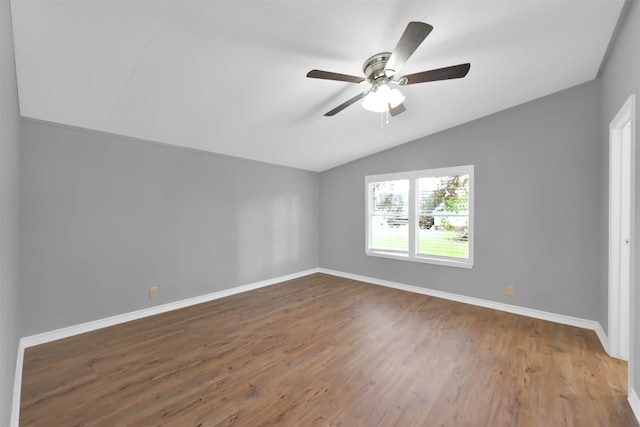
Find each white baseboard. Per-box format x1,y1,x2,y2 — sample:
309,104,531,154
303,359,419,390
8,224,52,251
10,268,320,427
630,388,640,425
318,268,610,352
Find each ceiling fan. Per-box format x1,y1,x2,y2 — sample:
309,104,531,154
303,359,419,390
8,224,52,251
306,22,470,117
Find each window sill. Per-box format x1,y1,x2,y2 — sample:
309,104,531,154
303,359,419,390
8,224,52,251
366,250,473,269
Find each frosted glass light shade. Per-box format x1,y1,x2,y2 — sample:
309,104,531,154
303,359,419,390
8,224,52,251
388,88,405,108
362,91,387,112
362,84,405,113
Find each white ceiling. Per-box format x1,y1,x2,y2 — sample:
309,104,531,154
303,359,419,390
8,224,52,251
10,0,625,172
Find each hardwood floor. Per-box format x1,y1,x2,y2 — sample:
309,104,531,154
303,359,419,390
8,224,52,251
20,273,638,426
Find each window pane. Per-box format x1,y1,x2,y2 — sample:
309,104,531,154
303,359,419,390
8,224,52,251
368,179,409,252
417,175,469,259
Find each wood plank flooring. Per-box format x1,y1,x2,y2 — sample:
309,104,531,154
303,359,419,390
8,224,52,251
20,273,639,426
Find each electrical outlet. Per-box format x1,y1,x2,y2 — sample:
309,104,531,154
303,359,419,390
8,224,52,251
505,285,514,297
344,260,350,268
149,287,158,299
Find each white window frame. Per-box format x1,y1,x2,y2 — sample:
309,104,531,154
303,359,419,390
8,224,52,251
365,165,474,269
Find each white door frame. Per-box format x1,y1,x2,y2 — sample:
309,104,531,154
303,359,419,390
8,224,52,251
608,94,636,365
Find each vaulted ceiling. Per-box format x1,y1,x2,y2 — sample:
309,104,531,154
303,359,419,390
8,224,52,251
10,0,625,171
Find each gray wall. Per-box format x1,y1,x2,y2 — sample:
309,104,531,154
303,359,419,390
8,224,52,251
320,80,603,321
0,0,21,424
19,121,319,336
600,0,640,399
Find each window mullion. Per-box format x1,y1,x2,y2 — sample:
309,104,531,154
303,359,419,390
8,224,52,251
408,176,416,258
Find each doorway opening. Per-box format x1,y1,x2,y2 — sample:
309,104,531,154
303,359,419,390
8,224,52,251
608,94,636,365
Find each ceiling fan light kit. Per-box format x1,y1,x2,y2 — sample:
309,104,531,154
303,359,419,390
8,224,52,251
306,21,470,120
361,83,405,113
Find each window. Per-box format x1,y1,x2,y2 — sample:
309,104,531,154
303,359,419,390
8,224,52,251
365,165,473,268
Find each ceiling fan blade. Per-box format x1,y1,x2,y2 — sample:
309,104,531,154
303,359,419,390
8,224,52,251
399,63,471,85
384,22,433,77
324,92,369,116
389,103,406,117
307,69,366,84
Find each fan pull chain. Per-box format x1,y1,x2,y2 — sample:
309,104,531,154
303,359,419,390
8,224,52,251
380,111,391,128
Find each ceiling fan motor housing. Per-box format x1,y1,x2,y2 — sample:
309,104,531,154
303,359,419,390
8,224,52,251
363,52,392,82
